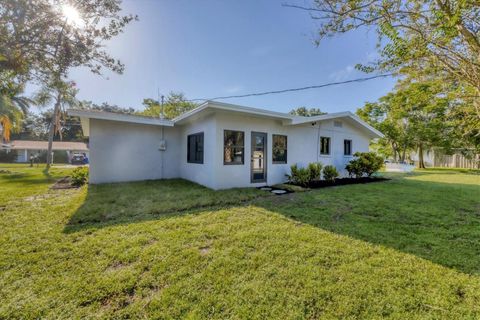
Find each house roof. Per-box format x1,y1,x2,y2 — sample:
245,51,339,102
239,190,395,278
9,140,89,151
172,101,383,138
67,101,384,138
173,101,294,123
287,111,384,138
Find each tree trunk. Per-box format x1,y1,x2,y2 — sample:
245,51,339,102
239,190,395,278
391,143,398,162
45,92,61,170
417,144,426,169
401,147,406,162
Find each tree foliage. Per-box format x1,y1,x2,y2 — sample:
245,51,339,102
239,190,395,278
138,92,198,119
0,0,137,81
289,107,326,117
76,100,136,115
357,81,462,167
0,72,31,142
290,0,480,118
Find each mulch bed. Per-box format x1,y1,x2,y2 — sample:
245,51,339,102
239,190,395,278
51,176,78,190
304,177,390,189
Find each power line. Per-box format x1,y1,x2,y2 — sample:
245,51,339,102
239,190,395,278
188,73,394,102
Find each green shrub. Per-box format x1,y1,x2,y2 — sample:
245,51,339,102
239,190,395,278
53,151,69,164
0,150,17,163
307,162,322,182
322,165,339,182
71,166,89,186
287,162,323,187
346,152,384,178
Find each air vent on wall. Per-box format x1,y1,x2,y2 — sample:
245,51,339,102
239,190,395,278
334,121,343,128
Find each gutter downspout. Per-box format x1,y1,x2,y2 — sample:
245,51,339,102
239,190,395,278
159,91,165,179
316,122,321,163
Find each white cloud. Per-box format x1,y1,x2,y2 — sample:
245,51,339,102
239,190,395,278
328,65,356,81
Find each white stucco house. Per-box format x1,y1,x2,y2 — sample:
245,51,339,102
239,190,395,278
68,101,383,189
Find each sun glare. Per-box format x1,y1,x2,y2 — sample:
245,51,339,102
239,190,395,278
61,4,83,27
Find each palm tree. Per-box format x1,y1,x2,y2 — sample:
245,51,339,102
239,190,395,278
0,93,31,142
35,81,77,169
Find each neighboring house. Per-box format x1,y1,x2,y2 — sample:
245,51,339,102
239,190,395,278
69,101,383,189
7,140,89,163
410,148,479,169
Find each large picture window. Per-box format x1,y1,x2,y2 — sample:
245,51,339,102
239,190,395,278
224,130,244,165
272,135,287,164
187,132,204,164
320,137,330,155
344,139,352,156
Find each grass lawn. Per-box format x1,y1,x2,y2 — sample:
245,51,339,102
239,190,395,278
1,164,479,319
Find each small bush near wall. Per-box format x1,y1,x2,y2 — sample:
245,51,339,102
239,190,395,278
71,167,89,186
322,165,339,182
0,150,17,163
287,162,323,187
287,158,388,189
346,152,384,178
307,162,322,181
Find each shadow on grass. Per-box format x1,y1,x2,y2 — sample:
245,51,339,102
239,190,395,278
64,172,479,275
64,179,267,233
255,176,480,275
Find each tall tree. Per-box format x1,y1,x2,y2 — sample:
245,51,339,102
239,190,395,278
288,0,480,117
139,92,198,119
289,107,326,116
1,0,136,169
358,81,452,168
35,80,78,142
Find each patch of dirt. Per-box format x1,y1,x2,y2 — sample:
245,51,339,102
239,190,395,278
0,169,12,174
144,238,158,247
199,246,211,255
260,192,296,205
105,261,130,273
51,176,78,190
24,193,57,202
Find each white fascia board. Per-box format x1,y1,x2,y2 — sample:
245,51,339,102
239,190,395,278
173,101,294,124
67,109,175,127
172,102,210,123
288,111,384,138
79,117,90,137
348,113,385,138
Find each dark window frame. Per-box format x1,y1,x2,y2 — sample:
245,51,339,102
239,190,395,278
344,139,352,156
223,130,245,165
187,132,204,164
272,134,288,164
320,136,331,155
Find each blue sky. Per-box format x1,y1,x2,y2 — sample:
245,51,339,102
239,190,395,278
68,0,396,114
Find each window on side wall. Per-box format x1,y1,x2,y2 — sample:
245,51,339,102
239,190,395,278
187,132,204,164
224,130,244,165
320,137,330,155
272,135,287,164
344,139,352,156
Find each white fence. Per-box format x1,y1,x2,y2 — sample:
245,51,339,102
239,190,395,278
385,163,416,172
